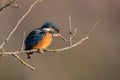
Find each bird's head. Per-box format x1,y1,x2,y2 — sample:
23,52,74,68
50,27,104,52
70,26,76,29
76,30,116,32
40,22,67,42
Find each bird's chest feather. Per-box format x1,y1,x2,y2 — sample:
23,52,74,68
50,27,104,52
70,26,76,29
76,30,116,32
32,32,52,49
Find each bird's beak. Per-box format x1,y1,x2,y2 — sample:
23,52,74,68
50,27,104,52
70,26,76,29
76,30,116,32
54,33,67,42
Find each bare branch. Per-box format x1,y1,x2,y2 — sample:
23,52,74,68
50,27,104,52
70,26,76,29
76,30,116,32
0,0,15,12
20,32,25,51
68,16,77,46
43,36,89,52
71,28,77,40
0,18,100,55
0,0,43,70
0,0,43,48
68,16,72,34
0,0,100,70
86,19,100,37
11,0,42,70
0,36,89,55
0,18,100,70
12,54,35,70
68,16,72,46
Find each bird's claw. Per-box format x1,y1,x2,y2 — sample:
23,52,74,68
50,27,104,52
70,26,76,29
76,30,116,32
37,48,44,53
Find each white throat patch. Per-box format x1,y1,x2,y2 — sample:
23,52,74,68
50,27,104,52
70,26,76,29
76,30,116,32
42,28,51,31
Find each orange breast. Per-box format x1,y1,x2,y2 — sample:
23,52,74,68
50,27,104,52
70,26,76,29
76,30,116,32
32,32,53,49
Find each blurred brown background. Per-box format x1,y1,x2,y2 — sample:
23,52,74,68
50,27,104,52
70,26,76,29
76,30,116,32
0,0,120,80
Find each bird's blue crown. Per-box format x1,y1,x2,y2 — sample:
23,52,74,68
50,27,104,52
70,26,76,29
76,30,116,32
40,22,59,33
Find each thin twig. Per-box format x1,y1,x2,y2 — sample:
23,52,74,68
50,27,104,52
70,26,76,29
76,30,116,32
86,19,100,37
0,18,100,55
71,28,77,40
68,16,77,46
11,0,42,70
0,18,99,70
20,32,25,51
68,16,72,46
43,37,89,52
0,36,89,55
0,6,99,70
0,0,42,48
0,0,15,12
68,16,72,33
12,54,35,70
0,0,43,70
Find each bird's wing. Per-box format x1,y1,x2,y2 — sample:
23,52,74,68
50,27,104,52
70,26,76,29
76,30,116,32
25,29,45,50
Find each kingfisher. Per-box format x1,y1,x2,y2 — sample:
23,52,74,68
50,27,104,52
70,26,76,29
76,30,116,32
25,22,67,59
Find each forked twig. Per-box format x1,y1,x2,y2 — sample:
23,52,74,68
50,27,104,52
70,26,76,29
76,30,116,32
68,16,72,46
68,16,77,46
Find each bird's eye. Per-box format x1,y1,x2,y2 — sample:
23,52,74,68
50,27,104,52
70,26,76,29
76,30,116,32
56,30,59,33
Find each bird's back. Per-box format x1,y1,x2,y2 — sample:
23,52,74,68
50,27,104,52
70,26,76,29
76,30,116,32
25,29,53,50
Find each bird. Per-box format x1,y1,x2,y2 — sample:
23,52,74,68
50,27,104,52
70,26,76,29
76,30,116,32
25,22,67,59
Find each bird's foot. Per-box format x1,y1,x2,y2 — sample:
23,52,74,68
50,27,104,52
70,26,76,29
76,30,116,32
37,48,44,53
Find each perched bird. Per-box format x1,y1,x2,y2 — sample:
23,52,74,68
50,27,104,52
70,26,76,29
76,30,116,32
25,22,67,59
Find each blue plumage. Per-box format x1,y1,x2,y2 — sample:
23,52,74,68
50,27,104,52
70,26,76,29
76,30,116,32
25,22,59,50
24,22,65,59
40,22,59,32
25,29,45,50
